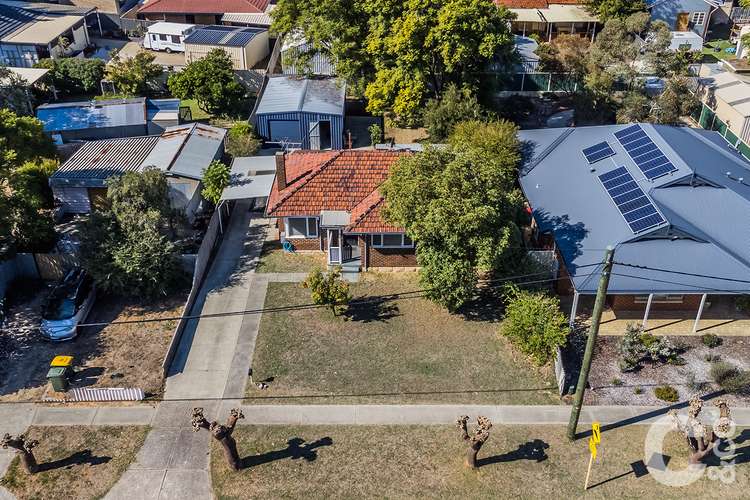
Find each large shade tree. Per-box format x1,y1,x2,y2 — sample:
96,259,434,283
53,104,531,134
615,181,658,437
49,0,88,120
584,0,647,20
167,49,244,115
381,120,525,311
272,0,516,124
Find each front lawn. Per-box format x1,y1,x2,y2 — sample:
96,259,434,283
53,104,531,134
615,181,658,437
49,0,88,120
211,424,749,499
255,240,327,273
702,40,736,62
1,426,148,500
247,273,558,404
0,286,188,401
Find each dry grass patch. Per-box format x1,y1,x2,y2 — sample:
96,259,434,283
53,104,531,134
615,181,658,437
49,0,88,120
255,241,327,273
212,424,750,499
248,273,558,404
1,426,148,500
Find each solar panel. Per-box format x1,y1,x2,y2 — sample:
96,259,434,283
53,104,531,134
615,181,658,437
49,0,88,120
597,166,665,233
613,124,678,181
582,141,615,164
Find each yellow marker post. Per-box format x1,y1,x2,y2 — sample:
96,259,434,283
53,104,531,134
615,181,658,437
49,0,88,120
584,422,601,490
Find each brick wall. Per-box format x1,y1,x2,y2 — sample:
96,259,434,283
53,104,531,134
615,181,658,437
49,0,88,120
609,294,704,312
286,237,320,251
555,251,575,295
367,246,417,268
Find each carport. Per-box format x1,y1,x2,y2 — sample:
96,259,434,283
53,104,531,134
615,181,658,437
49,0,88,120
218,155,276,232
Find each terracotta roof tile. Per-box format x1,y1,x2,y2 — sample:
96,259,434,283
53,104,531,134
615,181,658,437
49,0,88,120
138,0,268,14
266,149,408,232
347,192,402,233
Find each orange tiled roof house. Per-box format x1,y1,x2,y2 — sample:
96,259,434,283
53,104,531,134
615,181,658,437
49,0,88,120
265,149,417,271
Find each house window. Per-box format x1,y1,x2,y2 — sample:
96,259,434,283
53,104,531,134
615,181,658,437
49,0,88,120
634,294,685,304
691,12,706,26
371,233,413,248
285,217,318,238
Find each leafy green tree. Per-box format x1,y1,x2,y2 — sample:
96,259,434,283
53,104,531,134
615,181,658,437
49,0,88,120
616,91,650,124
499,284,569,366
0,109,55,171
536,34,590,92
0,67,34,114
273,0,515,124
80,169,185,298
368,122,383,146
302,267,351,316
201,160,230,205
167,49,244,115
34,58,105,95
10,159,57,210
105,50,163,97
649,76,699,124
422,84,487,142
584,0,647,20
381,120,525,311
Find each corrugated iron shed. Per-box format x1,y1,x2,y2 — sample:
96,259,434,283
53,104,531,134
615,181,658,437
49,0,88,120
255,76,345,116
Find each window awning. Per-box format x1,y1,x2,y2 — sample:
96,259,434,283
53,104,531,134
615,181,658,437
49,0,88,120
319,210,350,227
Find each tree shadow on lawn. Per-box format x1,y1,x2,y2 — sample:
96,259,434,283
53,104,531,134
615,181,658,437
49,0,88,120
37,449,112,472
241,437,333,469
477,439,550,467
344,294,400,323
458,286,505,323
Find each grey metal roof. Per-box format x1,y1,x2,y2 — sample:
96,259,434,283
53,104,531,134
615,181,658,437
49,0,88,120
255,76,345,116
37,98,148,133
184,25,265,47
518,124,750,294
221,156,275,201
50,136,160,188
0,0,92,40
141,123,226,180
0,0,94,16
0,3,37,39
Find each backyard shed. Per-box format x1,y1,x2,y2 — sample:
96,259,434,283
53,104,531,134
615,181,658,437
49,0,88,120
254,76,345,150
184,25,269,71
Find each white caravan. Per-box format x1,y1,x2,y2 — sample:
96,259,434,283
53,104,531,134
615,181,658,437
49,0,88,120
143,22,196,53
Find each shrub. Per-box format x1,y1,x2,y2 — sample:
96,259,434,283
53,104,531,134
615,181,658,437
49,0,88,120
686,371,706,393
705,353,721,363
35,58,105,95
618,323,683,372
611,378,623,386
654,385,679,402
634,386,643,395
422,83,488,142
368,123,383,146
225,122,261,157
499,285,569,366
735,295,750,314
701,333,723,348
710,362,750,394
201,160,230,205
302,267,351,317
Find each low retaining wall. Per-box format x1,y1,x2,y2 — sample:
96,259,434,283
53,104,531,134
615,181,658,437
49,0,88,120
161,204,233,376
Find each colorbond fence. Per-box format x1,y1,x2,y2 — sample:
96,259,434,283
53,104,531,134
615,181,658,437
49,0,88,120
693,103,750,160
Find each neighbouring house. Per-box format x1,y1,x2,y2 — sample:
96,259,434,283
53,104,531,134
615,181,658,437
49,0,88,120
697,70,750,144
136,0,269,25
281,32,335,76
221,3,275,27
62,0,128,31
253,76,345,150
49,122,226,218
184,25,269,70
265,149,417,271
0,0,97,68
647,0,724,39
518,123,750,328
37,97,185,144
495,0,599,41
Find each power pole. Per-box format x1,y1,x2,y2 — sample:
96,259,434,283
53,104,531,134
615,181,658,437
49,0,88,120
567,246,614,441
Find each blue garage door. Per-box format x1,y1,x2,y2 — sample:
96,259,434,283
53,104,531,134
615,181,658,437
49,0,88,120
269,120,301,143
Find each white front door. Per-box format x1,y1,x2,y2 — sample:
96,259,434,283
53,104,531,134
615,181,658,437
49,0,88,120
327,228,341,264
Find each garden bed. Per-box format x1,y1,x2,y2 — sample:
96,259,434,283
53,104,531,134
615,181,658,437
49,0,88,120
1,426,148,500
211,424,750,499
586,335,750,406
247,273,558,404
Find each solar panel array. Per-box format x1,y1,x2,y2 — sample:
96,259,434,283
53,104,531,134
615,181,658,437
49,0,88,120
582,141,615,164
184,26,264,47
598,166,666,233
613,124,678,180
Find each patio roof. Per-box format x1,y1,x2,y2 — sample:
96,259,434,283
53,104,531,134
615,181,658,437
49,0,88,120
220,156,276,201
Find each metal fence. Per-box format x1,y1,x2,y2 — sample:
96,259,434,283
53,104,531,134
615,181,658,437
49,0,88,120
485,72,580,93
693,103,750,160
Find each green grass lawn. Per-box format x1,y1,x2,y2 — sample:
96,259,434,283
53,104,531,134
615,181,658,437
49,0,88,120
1,426,148,500
247,273,559,404
255,241,327,273
212,424,750,499
702,40,737,62
181,98,213,121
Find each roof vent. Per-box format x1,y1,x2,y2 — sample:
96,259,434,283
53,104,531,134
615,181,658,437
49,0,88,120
589,167,596,173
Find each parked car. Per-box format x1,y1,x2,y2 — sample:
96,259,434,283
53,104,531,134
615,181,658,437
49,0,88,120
40,267,95,341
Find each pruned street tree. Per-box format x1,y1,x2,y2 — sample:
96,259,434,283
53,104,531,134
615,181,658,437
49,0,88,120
191,408,245,471
668,398,734,465
1,433,39,474
456,415,492,469
302,267,351,316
